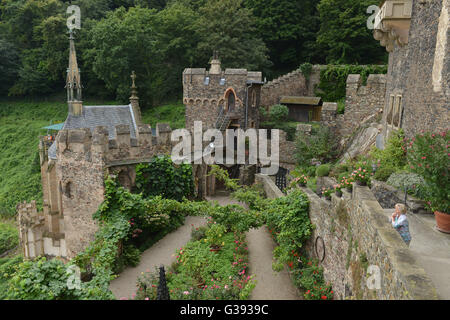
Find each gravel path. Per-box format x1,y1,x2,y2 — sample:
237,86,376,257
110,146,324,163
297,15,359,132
109,216,206,299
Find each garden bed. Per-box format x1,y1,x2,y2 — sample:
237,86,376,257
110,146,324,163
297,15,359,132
134,221,255,300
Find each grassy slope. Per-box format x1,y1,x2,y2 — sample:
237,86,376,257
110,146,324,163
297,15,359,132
0,99,185,216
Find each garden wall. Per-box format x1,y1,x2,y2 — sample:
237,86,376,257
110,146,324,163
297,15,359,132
302,185,438,300
255,174,439,300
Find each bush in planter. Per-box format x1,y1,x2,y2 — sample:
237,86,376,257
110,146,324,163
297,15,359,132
373,166,396,182
386,171,428,199
350,167,371,185
321,187,334,199
316,164,331,177
406,129,449,213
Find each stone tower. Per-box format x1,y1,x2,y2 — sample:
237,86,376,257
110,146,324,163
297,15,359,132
182,53,264,131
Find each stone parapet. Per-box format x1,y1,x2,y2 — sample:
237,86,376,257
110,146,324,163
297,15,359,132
254,175,439,300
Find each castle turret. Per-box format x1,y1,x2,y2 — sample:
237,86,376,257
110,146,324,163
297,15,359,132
65,30,83,116
209,50,221,75
129,71,142,125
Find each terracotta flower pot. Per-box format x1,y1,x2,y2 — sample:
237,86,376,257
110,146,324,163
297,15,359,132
434,211,450,234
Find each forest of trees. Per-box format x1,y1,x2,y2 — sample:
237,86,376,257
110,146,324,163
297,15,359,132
0,0,387,107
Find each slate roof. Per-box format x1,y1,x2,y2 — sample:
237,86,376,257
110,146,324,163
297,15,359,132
280,96,322,106
48,105,137,160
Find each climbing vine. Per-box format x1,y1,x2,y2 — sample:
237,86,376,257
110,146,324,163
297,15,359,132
316,65,387,102
135,155,194,201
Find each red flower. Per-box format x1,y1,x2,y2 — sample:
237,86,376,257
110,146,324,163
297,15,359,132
321,296,327,300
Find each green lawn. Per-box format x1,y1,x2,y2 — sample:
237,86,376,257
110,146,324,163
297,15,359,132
0,99,185,217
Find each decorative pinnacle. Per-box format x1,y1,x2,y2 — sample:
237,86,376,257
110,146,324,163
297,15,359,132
131,71,137,88
130,71,138,99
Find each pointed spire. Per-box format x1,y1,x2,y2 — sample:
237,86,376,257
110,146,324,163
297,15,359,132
66,30,83,116
129,71,142,125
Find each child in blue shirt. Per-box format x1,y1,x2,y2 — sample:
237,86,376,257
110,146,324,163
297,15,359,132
391,203,411,246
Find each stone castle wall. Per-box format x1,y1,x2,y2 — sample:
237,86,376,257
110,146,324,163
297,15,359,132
397,0,449,138
183,69,261,130
301,186,438,300
254,175,438,300
19,123,178,260
338,74,386,138
260,69,308,107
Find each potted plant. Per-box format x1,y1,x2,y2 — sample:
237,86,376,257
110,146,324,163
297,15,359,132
340,176,353,192
321,187,333,201
351,167,370,186
407,129,450,233
291,175,308,187
205,223,227,251
334,184,343,197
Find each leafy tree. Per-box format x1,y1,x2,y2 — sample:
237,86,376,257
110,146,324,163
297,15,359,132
194,0,271,71
244,0,320,74
0,39,20,95
316,0,387,64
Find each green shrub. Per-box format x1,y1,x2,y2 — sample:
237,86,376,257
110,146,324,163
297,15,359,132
369,129,407,171
387,171,429,200
406,129,449,213
0,222,19,254
264,189,313,269
373,166,396,182
269,104,289,122
0,255,23,299
7,257,88,300
316,65,387,102
316,164,331,177
208,204,264,233
295,126,336,167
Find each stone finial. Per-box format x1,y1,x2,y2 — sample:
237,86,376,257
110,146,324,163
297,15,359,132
130,71,138,99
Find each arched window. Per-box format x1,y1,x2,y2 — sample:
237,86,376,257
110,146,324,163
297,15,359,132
227,91,235,112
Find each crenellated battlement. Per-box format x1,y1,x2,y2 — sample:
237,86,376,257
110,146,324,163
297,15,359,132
54,122,177,166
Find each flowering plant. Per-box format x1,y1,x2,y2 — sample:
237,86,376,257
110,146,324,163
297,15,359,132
293,258,334,300
407,129,449,213
321,187,333,198
350,167,371,185
290,175,308,188
333,184,342,193
340,176,353,190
